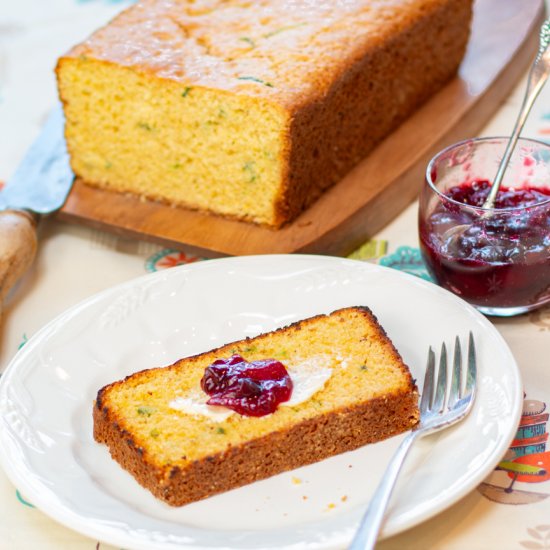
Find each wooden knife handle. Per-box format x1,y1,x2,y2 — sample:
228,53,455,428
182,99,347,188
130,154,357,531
0,210,38,321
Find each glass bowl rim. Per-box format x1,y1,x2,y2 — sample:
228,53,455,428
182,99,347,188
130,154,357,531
425,136,550,212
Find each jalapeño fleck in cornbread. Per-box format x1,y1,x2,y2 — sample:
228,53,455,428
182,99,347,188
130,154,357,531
56,0,473,227
93,306,419,506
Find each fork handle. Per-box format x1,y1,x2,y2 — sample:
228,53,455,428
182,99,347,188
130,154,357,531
349,431,419,550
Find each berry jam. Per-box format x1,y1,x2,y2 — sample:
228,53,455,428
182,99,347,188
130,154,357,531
200,354,293,417
419,180,550,311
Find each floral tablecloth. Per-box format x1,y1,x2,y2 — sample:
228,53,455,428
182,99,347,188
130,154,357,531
1,1,549,549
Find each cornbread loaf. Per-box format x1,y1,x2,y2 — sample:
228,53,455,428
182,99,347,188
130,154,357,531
56,0,473,227
93,306,419,506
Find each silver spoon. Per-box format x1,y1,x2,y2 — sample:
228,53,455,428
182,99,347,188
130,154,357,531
482,18,550,209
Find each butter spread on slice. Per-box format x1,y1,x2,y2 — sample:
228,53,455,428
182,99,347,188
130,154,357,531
168,355,333,421
169,389,234,422
282,356,333,407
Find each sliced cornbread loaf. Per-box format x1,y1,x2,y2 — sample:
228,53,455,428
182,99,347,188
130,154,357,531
56,0,473,227
93,306,419,506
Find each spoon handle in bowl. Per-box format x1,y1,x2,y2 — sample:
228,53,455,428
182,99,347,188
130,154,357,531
483,19,550,209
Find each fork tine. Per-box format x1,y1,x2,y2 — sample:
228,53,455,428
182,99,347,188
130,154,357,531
419,347,435,414
465,332,477,398
432,342,448,412
448,336,462,408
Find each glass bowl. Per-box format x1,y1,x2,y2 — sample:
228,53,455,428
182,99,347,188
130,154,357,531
418,136,550,317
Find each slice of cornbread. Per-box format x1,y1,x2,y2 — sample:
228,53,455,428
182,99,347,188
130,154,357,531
93,306,419,506
56,0,473,227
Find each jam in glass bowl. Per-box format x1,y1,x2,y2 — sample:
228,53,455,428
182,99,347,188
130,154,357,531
419,137,550,317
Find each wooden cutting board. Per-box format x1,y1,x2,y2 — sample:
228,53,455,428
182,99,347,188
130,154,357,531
57,0,545,258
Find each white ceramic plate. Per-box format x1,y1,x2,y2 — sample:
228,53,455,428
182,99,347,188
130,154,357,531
0,255,522,550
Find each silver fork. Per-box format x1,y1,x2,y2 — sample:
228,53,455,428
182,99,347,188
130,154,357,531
349,333,477,550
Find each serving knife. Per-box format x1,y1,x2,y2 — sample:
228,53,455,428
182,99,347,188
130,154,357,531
0,106,74,321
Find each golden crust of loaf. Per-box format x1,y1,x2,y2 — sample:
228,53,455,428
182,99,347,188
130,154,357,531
60,0,470,106
93,306,419,506
56,0,473,227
